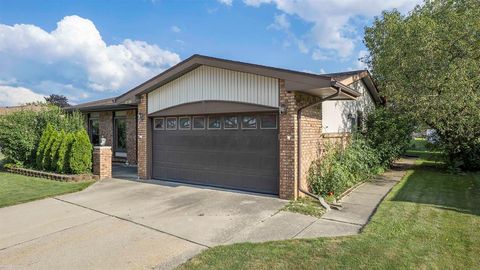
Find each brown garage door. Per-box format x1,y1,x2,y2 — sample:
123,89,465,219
151,113,279,194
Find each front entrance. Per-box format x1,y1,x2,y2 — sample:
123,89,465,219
114,116,127,158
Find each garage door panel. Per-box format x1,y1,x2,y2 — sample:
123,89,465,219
152,114,279,195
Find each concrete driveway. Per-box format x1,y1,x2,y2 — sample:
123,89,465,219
0,178,289,269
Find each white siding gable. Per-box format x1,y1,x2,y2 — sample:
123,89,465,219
322,80,375,133
148,65,279,114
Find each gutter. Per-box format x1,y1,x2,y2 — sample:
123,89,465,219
296,81,344,210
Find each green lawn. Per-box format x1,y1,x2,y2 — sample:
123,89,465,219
179,146,480,269
0,172,93,208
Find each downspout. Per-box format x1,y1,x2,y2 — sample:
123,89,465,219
297,83,342,210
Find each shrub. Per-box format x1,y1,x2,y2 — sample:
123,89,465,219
50,130,65,172
364,107,415,167
56,133,74,174
36,123,54,169
0,104,85,167
42,129,59,170
308,135,382,197
69,129,92,174
0,109,38,165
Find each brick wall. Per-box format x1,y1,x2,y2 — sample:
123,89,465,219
278,79,324,200
99,111,113,146
299,103,322,193
137,94,149,179
126,110,137,165
278,79,298,199
93,146,112,179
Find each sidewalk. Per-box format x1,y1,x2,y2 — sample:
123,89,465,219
228,157,415,243
295,157,415,239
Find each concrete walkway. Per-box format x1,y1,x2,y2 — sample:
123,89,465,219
0,158,414,269
230,157,415,242
295,157,415,239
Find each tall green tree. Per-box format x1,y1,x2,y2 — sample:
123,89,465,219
364,0,480,169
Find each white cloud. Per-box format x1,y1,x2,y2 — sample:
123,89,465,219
0,15,181,95
171,25,181,33
244,0,421,58
319,68,326,74
0,85,45,106
268,13,290,31
218,0,233,6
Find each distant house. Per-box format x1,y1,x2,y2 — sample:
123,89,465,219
68,55,382,199
0,104,45,116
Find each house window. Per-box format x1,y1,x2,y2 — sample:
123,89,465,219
114,117,127,152
242,115,257,129
179,117,191,130
193,116,205,129
166,117,177,130
153,118,165,130
88,117,100,145
224,116,238,129
208,116,221,129
260,114,277,129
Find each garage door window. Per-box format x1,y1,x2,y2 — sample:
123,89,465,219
208,116,222,129
260,114,277,129
224,116,238,129
242,115,257,129
154,118,165,130
193,116,205,129
179,117,191,130
166,117,177,130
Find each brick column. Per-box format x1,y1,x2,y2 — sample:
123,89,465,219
278,79,298,200
93,146,112,179
137,94,150,179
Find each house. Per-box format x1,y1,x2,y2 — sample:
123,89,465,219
69,55,382,199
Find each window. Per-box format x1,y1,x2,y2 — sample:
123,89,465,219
88,117,99,145
242,115,257,129
208,116,221,129
193,116,205,129
260,114,277,129
114,117,127,152
224,116,238,129
153,118,165,130
179,117,191,130
166,117,177,130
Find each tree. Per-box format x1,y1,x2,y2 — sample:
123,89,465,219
45,94,70,108
363,0,480,170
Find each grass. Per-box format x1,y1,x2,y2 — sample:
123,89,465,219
0,172,93,208
282,197,325,218
179,142,480,269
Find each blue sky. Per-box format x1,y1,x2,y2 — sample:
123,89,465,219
0,0,420,106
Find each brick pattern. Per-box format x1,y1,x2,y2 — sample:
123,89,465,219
278,79,324,200
99,111,113,146
299,103,323,193
126,109,137,165
93,146,112,179
137,94,149,179
278,79,298,199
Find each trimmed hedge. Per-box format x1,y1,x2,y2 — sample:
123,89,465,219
69,129,92,174
35,125,92,174
0,105,85,166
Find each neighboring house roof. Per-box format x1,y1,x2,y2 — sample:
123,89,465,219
66,97,136,112
0,104,46,115
325,70,382,104
70,54,382,112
